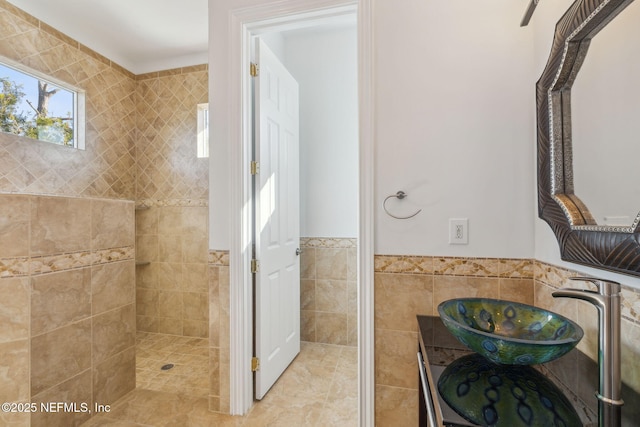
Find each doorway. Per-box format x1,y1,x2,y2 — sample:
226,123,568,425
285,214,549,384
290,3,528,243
251,19,359,410
220,0,375,424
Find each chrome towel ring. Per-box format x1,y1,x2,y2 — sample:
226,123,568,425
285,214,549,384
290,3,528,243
383,191,422,220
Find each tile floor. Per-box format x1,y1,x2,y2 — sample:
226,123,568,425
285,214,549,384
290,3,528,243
135,332,210,398
81,337,357,426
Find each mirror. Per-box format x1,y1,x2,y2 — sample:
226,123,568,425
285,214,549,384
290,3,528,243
572,0,640,228
537,0,640,276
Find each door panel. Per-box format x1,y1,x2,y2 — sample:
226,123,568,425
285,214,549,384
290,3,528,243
254,38,300,400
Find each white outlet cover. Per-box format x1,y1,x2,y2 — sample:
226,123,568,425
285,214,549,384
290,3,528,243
449,218,468,245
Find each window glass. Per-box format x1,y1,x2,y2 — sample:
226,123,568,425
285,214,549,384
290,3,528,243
197,103,209,158
0,59,84,149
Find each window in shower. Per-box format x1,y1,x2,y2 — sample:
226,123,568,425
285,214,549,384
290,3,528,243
0,57,85,149
197,102,209,158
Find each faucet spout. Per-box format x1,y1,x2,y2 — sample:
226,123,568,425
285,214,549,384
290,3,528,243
552,276,623,427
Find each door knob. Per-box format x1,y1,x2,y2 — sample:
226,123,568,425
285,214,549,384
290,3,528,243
296,248,303,256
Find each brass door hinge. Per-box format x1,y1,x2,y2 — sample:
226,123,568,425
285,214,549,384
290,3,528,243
251,161,260,175
251,357,260,372
250,62,259,77
251,259,259,274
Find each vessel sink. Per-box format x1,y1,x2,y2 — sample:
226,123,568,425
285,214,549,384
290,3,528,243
437,298,583,365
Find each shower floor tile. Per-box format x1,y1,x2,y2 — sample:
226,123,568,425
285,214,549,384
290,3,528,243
81,340,357,426
135,332,209,399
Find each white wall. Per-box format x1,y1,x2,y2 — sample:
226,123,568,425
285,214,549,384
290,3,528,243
373,0,535,257
282,27,358,238
210,0,536,258
532,0,640,289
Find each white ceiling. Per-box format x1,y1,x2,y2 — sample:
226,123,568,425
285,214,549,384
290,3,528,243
6,0,209,75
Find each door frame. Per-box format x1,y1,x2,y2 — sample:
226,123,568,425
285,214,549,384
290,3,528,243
227,0,375,425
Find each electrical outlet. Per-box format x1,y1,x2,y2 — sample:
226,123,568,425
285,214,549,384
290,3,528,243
449,218,468,245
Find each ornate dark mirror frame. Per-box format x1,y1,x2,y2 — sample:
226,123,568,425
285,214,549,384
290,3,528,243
537,0,640,276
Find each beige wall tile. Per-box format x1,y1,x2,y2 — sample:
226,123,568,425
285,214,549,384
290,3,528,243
375,273,433,332
316,280,347,313
375,255,434,274
375,385,418,427
0,339,29,402
0,277,29,343
434,257,500,276
93,347,136,406
136,235,158,263
159,235,183,263
0,195,29,258
31,319,92,395
183,319,208,338
92,304,136,364
92,260,135,315
137,315,158,333
209,266,220,347
301,310,315,342
621,287,640,323
135,207,158,235
499,278,534,304
576,352,600,412
433,275,497,309
347,247,357,281
300,248,316,280
30,251,94,275
0,4,136,200
0,410,29,427
136,288,158,317
534,280,578,324
158,207,183,235
136,262,157,289
30,197,91,256
210,347,220,398
575,295,599,360
210,256,232,409
316,248,348,280
301,279,315,311
31,268,91,335
158,290,183,319
31,370,92,427
347,313,357,347
183,235,208,264
136,69,208,201
375,329,417,389
91,199,134,250
621,318,640,397
301,239,357,346
0,256,29,278
316,312,347,345
183,263,207,292
499,258,534,278
157,317,183,335
183,292,208,322
347,280,357,315
157,262,183,290
182,207,208,237
218,266,230,350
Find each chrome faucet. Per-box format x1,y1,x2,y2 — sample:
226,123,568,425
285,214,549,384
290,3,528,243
552,277,623,427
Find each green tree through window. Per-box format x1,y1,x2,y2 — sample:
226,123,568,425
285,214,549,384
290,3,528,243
0,62,77,147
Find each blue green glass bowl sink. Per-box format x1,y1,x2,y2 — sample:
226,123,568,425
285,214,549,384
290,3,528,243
437,298,584,365
437,353,582,426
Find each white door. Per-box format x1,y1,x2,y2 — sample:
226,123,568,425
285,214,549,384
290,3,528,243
253,38,301,400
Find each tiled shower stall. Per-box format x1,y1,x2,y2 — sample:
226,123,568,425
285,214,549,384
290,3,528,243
0,1,211,424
